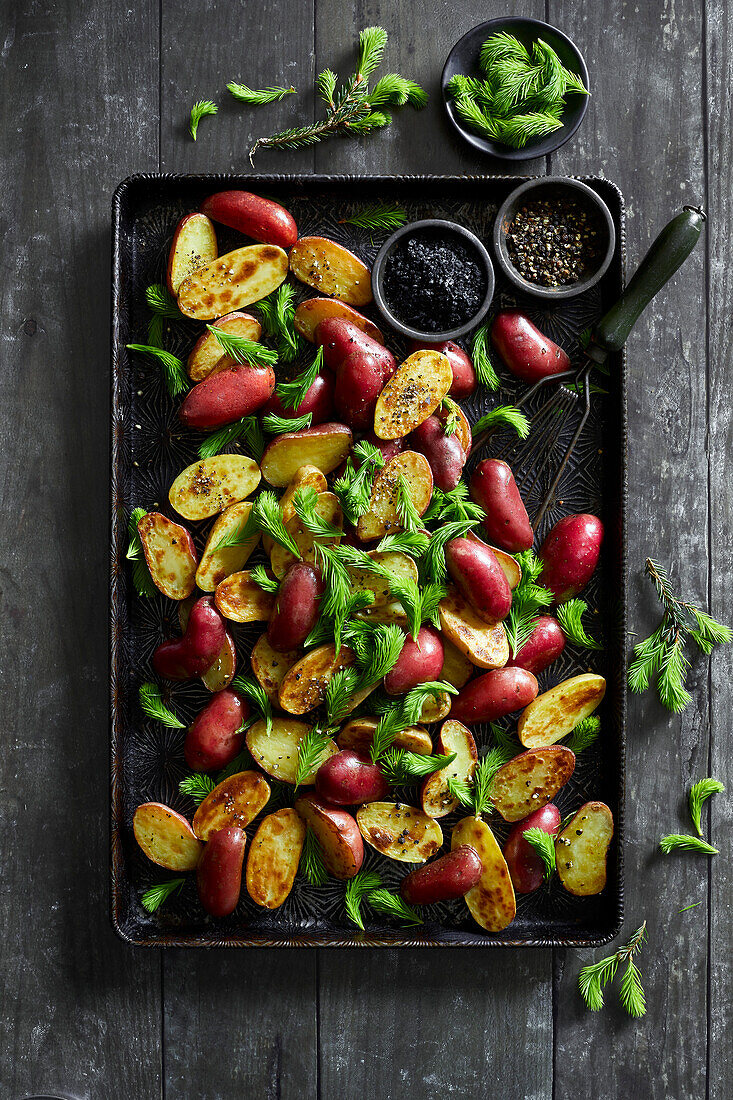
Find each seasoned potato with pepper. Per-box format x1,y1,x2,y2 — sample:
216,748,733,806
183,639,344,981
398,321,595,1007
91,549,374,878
133,803,203,871
289,236,372,305
357,451,433,541
337,717,433,757
278,643,356,715
356,802,443,862
438,589,510,669
420,720,478,819
246,717,338,784
373,350,453,440
167,212,217,296
490,747,576,822
294,794,364,879
193,771,271,840
295,297,384,343
169,455,260,521
246,808,306,908
250,633,299,702
451,816,516,932
260,423,353,487
214,570,276,623
187,311,262,381
177,244,289,320
556,802,614,896
137,512,197,600
269,492,343,578
517,673,606,748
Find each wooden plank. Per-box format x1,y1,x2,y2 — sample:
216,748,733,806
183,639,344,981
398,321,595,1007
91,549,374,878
703,3,733,1098
312,6,553,1099
159,4,319,1097
551,1,710,1096
0,0,162,1097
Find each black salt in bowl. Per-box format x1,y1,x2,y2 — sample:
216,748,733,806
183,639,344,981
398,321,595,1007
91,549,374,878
371,219,494,341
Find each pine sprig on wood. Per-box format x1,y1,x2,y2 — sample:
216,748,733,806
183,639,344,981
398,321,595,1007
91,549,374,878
578,922,647,1016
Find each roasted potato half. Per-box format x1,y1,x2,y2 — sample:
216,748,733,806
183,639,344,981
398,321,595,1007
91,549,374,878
289,236,372,306
246,808,306,908
438,589,510,669
246,717,338,784
137,512,197,600
374,350,453,440
270,492,343,578
250,633,300,702
490,747,576,822
215,570,276,623
356,802,443,863
260,423,353,487
556,802,614,896
169,455,260,521
133,802,203,871
357,450,433,541
167,212,217,296
177,244,289,320
439,636,474,689
295,297,383,343
451,816,516,932
192,771,271,840
420,720,477,818
347,551,418,606
294,794,364,879
517,673,607,748
196,501,260,592
337,717,433,757
187,311,262,381
278,643,356,715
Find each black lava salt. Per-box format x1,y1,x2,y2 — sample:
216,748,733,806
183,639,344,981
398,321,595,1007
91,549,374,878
382,230,487,333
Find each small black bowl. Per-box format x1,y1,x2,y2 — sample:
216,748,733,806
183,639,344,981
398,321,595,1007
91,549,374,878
493,176,616,301
371,219,495,342
442,18,590,161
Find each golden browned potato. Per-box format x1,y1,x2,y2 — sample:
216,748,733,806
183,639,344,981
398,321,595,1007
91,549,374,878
439,589,510,669
196,501,260,592
167,212,218,296
356,802,443,862
556,801,614,896
278,644,356,715
337,717,433,756
246,808,306,908
451,816,516,932
192,772,271,841
187,312,262,381
250,633,300,702
177,244,289,320
294,794,364,879
260,424,353,487
490,747,576,822
269,492,343,578
169,455,261,521
357,451,433,541
137,512,198,600
347,551,418,606
289,237,372,305
246,717,338,784
214,570,276,623
420,720,477,818
201,632,237,692
373,351,452,440
439,636,474,689
294,297,383,343
517,674,607,748
133,803,203,871
417,692,453,723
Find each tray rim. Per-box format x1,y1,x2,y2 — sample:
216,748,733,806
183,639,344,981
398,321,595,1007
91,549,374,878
110,172,627,948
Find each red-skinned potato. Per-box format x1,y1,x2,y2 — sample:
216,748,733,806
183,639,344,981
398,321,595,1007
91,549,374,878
290,237,372,306
409,415,467,491
137,512,197,600
267,562,324,652
177,244,289,320
400,846,483,904
466,531,521,589
335,349,395,431
491,311,571,383
184,689,249,772
178,598,237,691
383,626,444,695
363,431,405,466
470,460,534,553
260,423,353,487
187,312,262,381
315,749,389,805
133,803,203,870
451,667,538,725
167,213,217,296
504,803,561,894
316,317,395,376
445,537,513,624
409,340,477,399
296,298,384,344
179,363,275,430
200,190,298,250
294,793,364,879
196,826,246,917
539,514,604,603
262,370,335,424
153,596,226,680
507,616,566,675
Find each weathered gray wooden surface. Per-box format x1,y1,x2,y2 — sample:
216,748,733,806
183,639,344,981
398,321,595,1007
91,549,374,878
0,0,728,1097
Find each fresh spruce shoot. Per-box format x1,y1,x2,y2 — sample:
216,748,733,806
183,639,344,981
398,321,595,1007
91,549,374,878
179,772,216,804
689,777,725,836
379,749,457,786
578,922,647,1017
205,325,278,368
659,834,718,856
369,683,457,764
262,412,312,435
344,870,383,930
231,676,273,734
470,323,501,389
274,346,324,410
138,682,185,729
471,404,530,440
447,726,517,813
227,83,296,105
366,888,422,926
126,508,156,598
522,827,556,880
294,727,334,791
141,877,186,913
257,283,302,362
557,598,602,650
145,283,185,319
340,203,408,233
249,27,427,162
563,715,600,755
199,415,266,461
189,99,218,140
628,558,731,712
503,550,553,658
126,343,190,397
299,826,329,887
344,870,421,930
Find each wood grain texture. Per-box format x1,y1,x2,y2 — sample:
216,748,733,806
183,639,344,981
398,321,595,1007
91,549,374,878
0,1,162,1098
551,1,711,1097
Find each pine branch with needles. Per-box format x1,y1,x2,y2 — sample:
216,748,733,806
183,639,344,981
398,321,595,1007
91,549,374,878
578,922,647,1016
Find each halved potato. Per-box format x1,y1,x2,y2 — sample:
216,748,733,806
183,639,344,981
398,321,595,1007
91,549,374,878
374,351,452,440
418,692,453,723
169,455,261,521
439,590,510,669
246,717,338,784
278,644,356,715
177,244,289,320
260,423,353,487
490,747,576,822
337,717,433,756
250,633,299,702
355,599,408,627
294,793,364,879
192,771,271,840
466,532,521,589
556,801,614,896
215,570,276,623
196,501,260,592
133,802,203,871
356,802,443,862
137,512,197,600
420,720,477,818
517,674,607,749
261,464,328,556
246,808,306,908
347,551,418,606
270,492,343,578
289,236,372,306
294,297,383,343
201,631,237,692
167,212,218,296
357,451,433,541
451,402,472,456
187,311,262,381
440,636,474,689
451,816,516,932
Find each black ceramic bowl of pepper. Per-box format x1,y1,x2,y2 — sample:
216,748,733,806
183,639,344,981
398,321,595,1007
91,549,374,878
371,219,495,341
493,176,616,301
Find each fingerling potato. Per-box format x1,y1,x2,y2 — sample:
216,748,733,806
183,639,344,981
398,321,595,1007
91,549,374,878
400,845,483,905
215,570,276,623
289,236,372,306
167,212,217,296
374,350,452,440
250,633,299,702
169,455,260,521
201,630,237,692
196,826,246,917
451,816,516,932
470,459,534,553
278,643,356,715
384,626,444,696
556,802,614,896
418,692,453,723
445,537,512,624
357,451,433,541
246,717,338,784
268,562,324,651
517,673,606,748
153,596,226,680
246,808,306,908
356,802,443,863
294,793,364,879
137,512,198,600
193,771,272,840
177,244,289,320
409,414,467,492
295,297,384,344
439,636,474,689
438,590,510,669
507,616,566,675
337,717,433,757
196,501,260,592
269,492,343,578
179,363,275,430
315,749,389,805
539,513,604,604
504,803,561,894
260,423,353,487
491,310,570,383
490,747,576,822
133,802,203,870
450,667,538,725
200,190,298,250
408,339,477,399
348,551,418,607
184,688,248,772
420,719,477,818
187,312,262,381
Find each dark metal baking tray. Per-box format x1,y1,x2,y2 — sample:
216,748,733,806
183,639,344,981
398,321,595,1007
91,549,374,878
111,174,626,947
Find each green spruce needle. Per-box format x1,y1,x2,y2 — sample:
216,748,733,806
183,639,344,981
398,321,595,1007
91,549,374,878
275,346,324,410
563,716,601,754
263,412,312,435
578,922,647,1016
189,99,218,141
227,83,296,105
344,869,382,930
688,777,724,836
470,324,501,390
126,508,156,598
198,416,266,461
138,682,185,728
294,727,333,790
659,834,718,856
141,877,186,913
179,772,216,804
557,599,602,650
145,283,185,319
299,826,329,886
126,344,190,397
341,203,408,232
231,676,273,734
522,827,556,879
472,404,530,440
367,888,422,926
205,325,278,368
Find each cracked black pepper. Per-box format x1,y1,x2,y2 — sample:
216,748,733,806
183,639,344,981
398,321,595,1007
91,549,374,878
506,198,602,287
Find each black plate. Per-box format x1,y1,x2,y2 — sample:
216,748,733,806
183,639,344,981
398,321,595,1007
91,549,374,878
111,174,626,947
